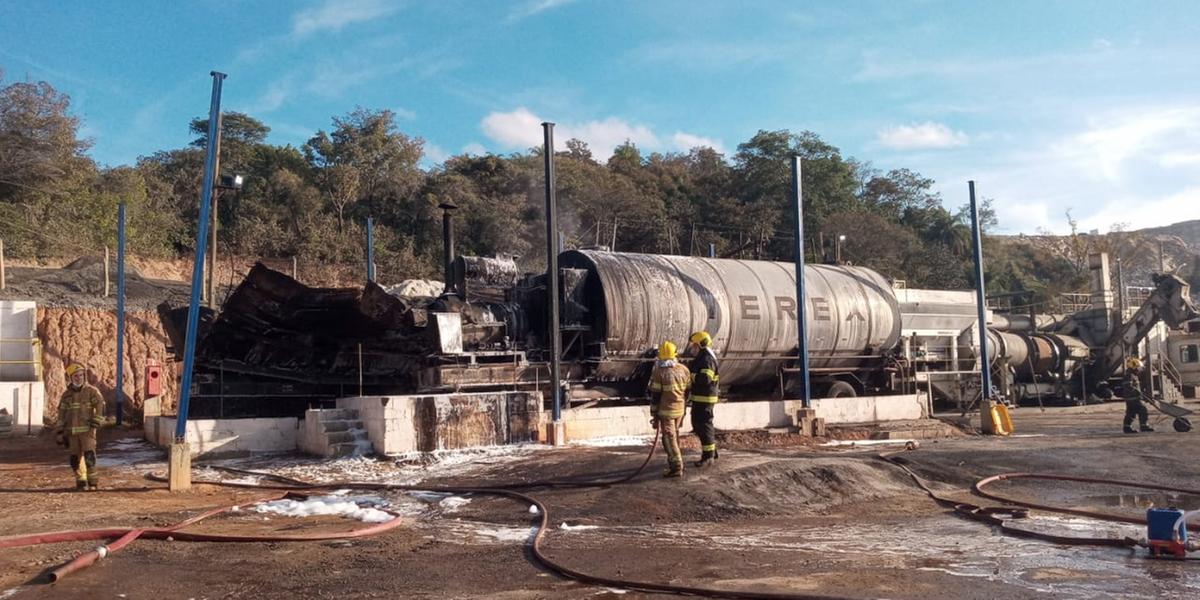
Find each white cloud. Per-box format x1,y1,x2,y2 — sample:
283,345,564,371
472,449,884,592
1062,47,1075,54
1055,107,1200,181
876,122,968,150
481,108,544,149
480,107,723,156
462,142,488,156
424,143,450,164
292,0,397,37
507,0,576,21
671,132,726,154
252,76,296,113
926,105,1200,234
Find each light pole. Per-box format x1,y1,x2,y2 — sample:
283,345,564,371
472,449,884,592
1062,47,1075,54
836,234,846,264
172,70,226,492
209,173,243,308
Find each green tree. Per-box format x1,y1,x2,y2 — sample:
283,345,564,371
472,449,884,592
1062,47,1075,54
304,108,425,227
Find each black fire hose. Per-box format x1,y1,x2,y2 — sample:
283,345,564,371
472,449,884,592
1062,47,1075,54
161,431,878,600
878,450,1200,548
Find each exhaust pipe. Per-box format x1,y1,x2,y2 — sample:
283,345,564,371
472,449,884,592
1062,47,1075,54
439,200,458,292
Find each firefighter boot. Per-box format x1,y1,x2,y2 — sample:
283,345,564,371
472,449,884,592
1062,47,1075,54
663,463,684,478
84,451,98,490
70,455,87,490
694,450,714,468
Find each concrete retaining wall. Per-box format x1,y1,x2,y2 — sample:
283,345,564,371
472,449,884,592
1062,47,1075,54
547,394,927,441
145,416,298,458
0,382,45,433
335,391,542,455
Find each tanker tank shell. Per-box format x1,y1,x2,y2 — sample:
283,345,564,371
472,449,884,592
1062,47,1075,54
559,250,902,386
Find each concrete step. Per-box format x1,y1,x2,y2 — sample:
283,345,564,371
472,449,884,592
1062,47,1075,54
326,429,368,444
329,440,371,458
868,419,960,440
316,409,359,422
321,419,364,433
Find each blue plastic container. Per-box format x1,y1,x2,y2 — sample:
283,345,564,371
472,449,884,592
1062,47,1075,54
1147,508,1187,543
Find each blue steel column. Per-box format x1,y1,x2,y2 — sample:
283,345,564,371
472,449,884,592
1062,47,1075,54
968,181,992,400
366,217,376,282
791,156,812,408
174,71,226,441
115,202,127,425
708,243,716,258
542,122,563,422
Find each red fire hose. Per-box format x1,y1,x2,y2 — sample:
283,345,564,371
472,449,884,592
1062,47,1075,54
8,436,1194,598
0,491,407,582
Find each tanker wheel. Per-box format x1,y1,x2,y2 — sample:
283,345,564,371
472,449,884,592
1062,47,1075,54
826,381,857,398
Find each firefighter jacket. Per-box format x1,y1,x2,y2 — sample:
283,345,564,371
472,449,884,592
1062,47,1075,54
648,360,691,419
689,347,720,404
59,384,105,435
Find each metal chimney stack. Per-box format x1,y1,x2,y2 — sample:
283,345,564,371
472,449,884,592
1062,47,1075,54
439,200,458,291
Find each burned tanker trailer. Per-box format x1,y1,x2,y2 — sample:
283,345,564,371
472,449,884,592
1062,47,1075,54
176,251,912,415
516,250,906,400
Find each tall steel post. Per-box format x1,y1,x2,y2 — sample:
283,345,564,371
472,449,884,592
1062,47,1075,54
968,181,992,400
542,122,563,422
208,112,223,309
115,202,127,425
790,156,812,408
366,217,376,282
709,242,716,258
174,71,226,441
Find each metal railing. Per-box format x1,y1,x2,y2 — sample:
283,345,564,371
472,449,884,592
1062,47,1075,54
0,337,43,381
1157,353,1183,401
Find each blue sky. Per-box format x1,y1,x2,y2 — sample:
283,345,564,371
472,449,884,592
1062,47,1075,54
2,0,1199,234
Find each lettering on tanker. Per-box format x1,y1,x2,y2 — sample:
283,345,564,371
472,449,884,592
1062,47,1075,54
736,295,836,322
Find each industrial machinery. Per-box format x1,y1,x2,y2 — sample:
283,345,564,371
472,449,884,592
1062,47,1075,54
163,244,1196,417
987,270,1198,406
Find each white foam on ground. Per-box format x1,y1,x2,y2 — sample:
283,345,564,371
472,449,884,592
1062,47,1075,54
570,435,653,447
97,438,164,467
253,494,394,523
219,443,549,488
440,496,472,511
559,522,600,531
820,439,916,448
472,525,537,542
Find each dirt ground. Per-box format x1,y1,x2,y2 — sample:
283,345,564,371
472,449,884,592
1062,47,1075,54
1,403,1198,600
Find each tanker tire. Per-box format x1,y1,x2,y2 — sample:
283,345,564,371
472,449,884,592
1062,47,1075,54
826,381,856,398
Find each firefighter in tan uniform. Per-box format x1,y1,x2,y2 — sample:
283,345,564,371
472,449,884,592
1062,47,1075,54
648,341,691,478
57,363,105,490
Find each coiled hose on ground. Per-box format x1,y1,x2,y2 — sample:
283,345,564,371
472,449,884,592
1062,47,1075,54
4,438,1197,597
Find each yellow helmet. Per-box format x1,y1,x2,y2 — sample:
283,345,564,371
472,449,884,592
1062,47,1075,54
689,331,712,347
1125,357,1143,371
657,341,677,360
65,363,86,377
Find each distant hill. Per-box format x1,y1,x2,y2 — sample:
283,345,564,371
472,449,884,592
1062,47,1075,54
996,219,1200,302
1139,219,1200,254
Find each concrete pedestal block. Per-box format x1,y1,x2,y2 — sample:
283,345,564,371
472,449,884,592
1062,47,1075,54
795,407,818,437
546,421,567,446
168,442,191,492
810,417,827,437
980,399,996,435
